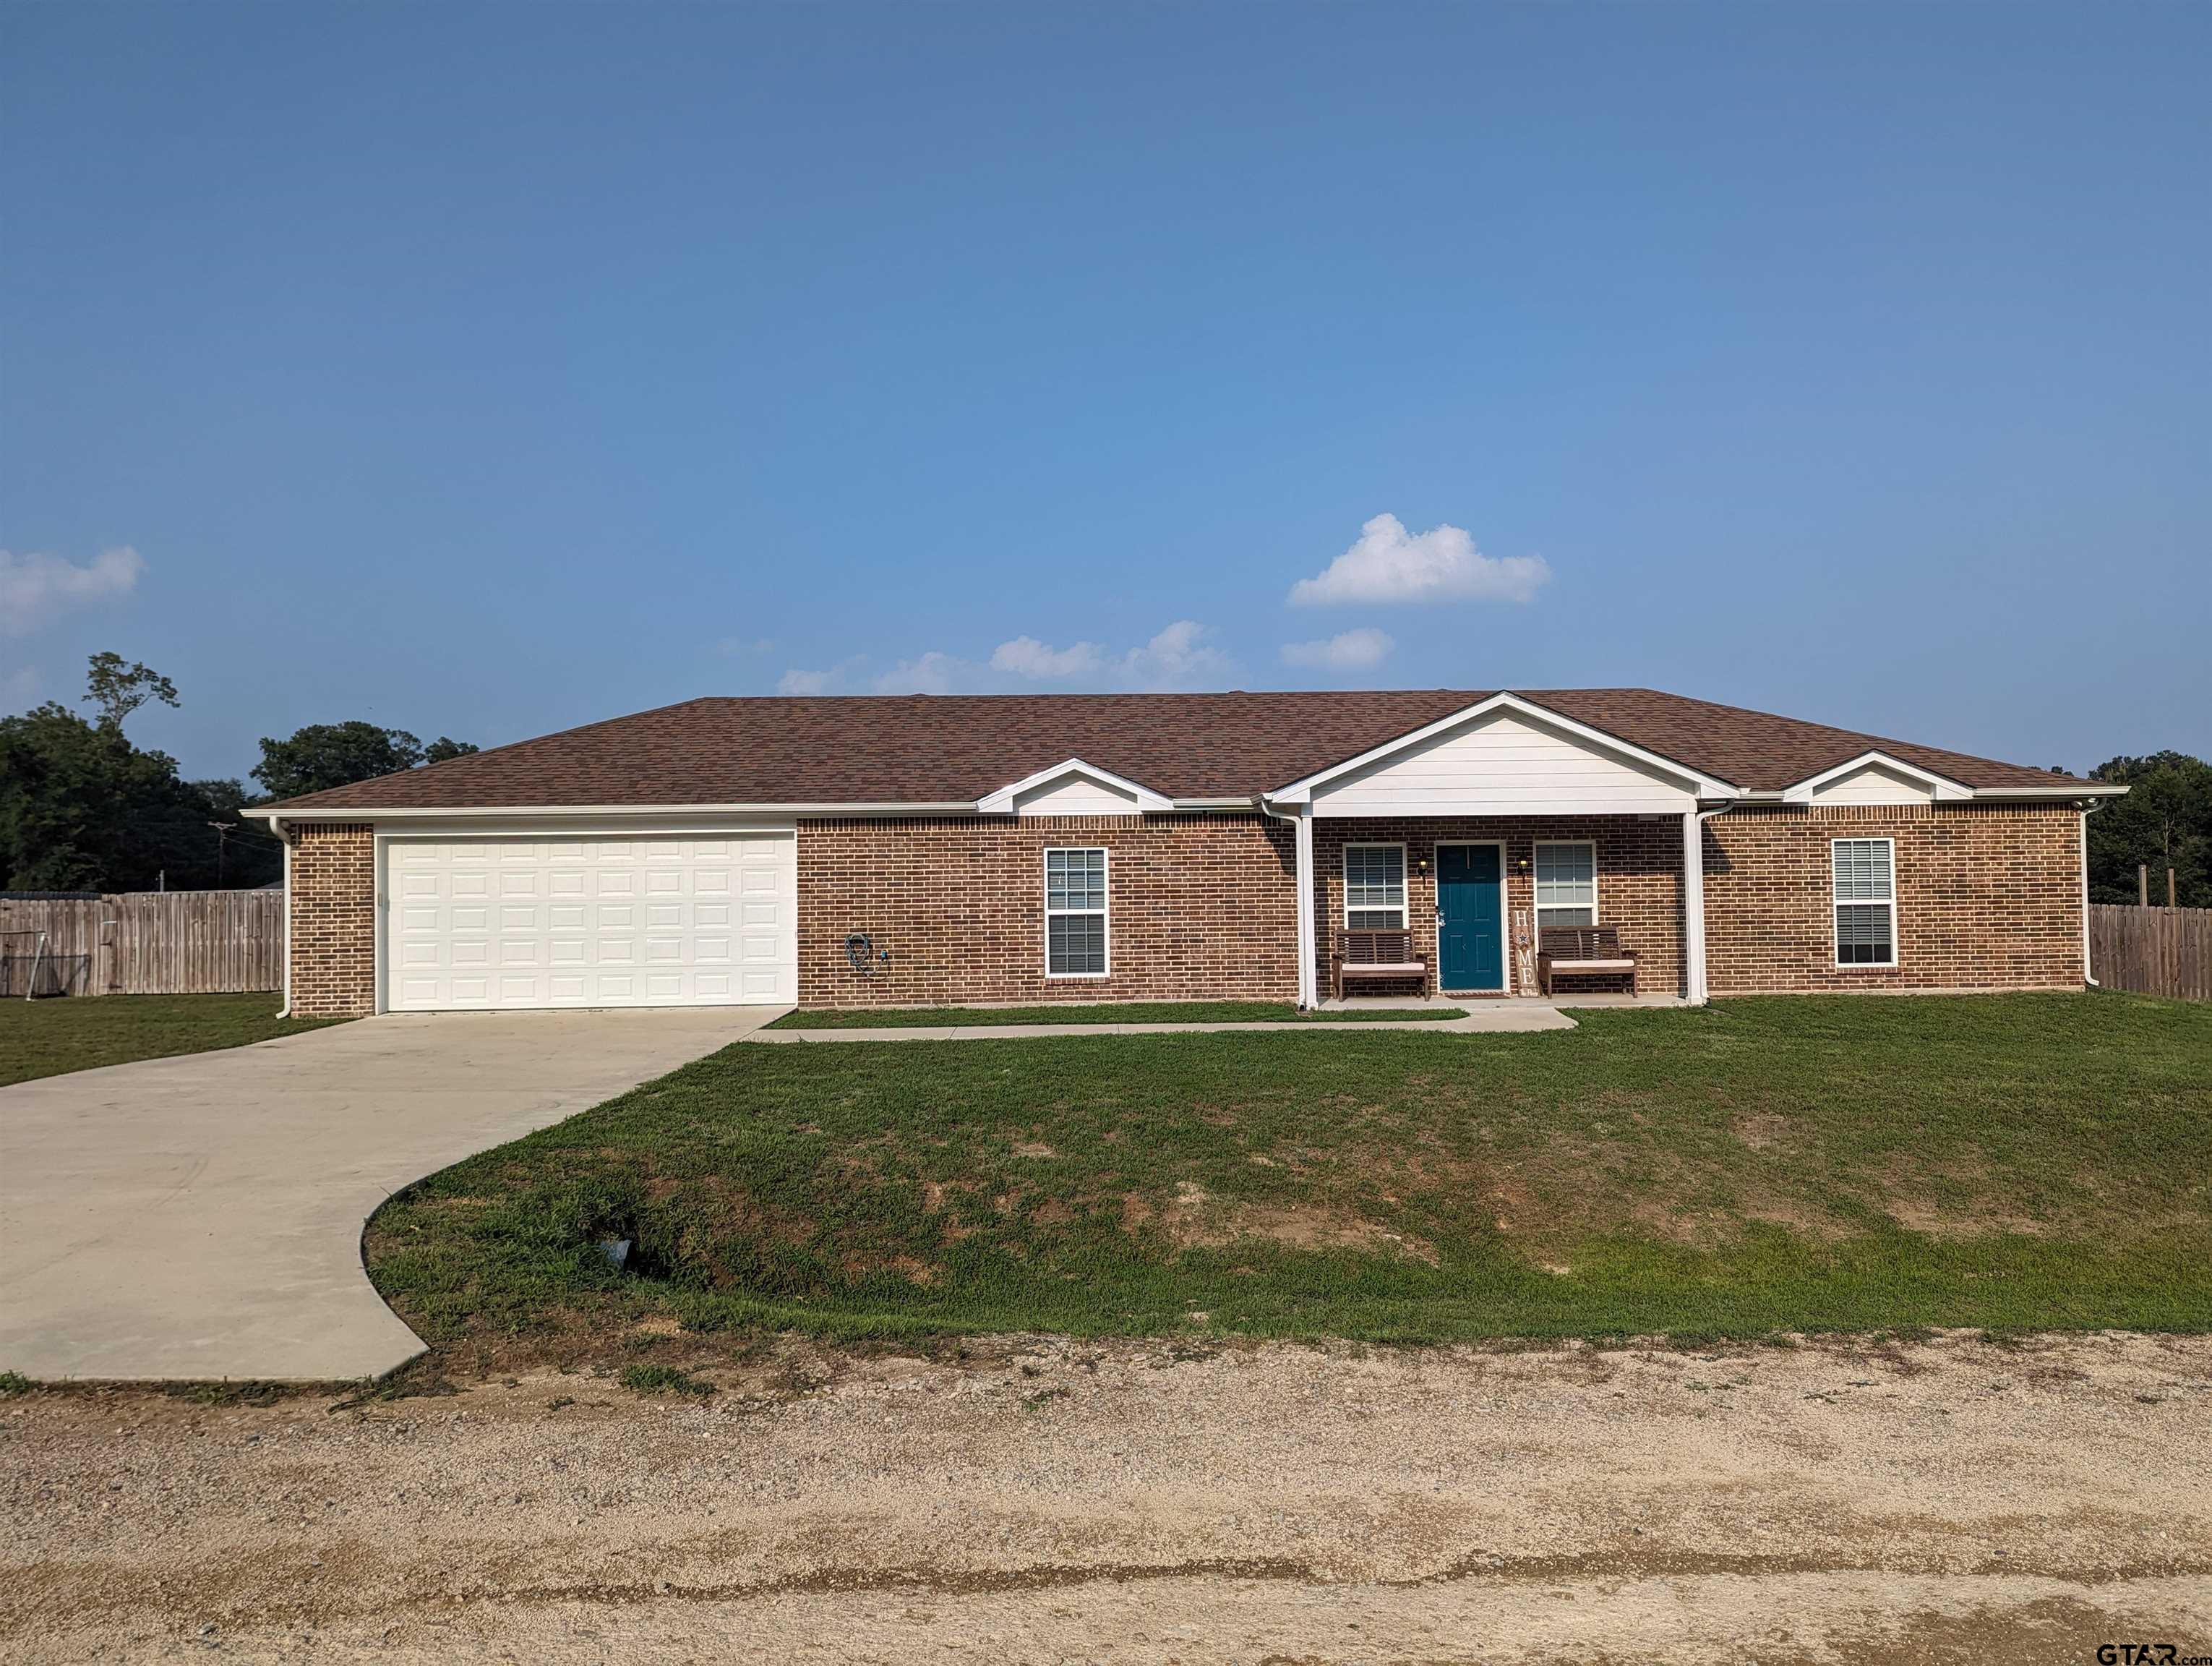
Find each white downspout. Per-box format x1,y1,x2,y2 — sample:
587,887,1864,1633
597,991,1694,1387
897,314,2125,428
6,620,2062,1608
1295,804,1317,1009
2080,798,2106,987
1261,796,1319,1010
1684,805,1731,1005
274,816,293,1017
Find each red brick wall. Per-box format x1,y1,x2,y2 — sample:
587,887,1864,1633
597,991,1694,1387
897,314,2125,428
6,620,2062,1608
1311,816,1689,997
273,803,2085,1016
288,823,375,1016
1704,803,2084,994
797,814,1298,1006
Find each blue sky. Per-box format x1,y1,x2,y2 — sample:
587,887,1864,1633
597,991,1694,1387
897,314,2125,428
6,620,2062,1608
4,4,2206,782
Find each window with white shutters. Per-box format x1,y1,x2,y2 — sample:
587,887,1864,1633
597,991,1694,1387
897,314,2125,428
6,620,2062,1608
1045,848,1108,976
1534,841,1598,930
1343,845,1407,930
1832,837,1897,966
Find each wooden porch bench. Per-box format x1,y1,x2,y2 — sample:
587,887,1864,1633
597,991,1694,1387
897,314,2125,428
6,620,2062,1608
1332,928,1429,1001
1537,926,1638,996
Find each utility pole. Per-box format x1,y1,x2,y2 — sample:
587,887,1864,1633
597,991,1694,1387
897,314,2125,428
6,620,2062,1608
207,822,233,889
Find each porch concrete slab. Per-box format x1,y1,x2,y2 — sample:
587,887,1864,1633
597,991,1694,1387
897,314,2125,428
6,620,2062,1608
747,1007,1577,1042
0,1005,780,1384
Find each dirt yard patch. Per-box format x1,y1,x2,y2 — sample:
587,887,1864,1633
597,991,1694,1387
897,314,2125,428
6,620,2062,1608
3,1330,2205,1662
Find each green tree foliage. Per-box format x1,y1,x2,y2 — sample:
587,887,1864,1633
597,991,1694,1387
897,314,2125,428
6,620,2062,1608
252,723,476,800
0,704,272,892
1,657,479,892
2087,751,2211,907
82,652,179,731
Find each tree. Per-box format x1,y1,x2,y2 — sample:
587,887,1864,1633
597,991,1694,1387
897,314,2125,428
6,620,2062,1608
252,722,478,800
2087,751,2211,908
84,652,179,732
0,654,288,892
0,704,261,891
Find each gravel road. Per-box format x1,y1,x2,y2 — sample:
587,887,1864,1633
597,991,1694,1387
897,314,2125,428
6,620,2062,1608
4,1330,2207,1662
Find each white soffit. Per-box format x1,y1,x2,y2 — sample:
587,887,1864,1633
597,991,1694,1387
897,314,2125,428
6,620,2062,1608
977,758,1173,816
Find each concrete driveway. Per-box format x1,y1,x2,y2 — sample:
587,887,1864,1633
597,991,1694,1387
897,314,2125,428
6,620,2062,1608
0,1007,780,1383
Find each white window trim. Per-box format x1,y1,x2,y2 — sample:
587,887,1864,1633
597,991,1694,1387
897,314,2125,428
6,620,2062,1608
1342,841,1409,930
1043,846,1111,979
1831,835,1900,970
1532,838,1599,930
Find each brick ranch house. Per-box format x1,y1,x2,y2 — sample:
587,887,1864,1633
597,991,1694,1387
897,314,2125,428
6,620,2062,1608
249,688,2122,1017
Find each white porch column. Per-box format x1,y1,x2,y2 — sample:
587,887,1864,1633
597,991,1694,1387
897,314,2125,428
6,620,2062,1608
1682,808,1709,1004
1295,804,1319,1009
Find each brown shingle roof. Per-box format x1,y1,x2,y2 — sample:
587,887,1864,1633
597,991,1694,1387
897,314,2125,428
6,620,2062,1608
265,688,2088,812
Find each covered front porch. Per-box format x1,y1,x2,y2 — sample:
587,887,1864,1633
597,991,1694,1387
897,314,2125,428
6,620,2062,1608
1287,813,1712,1005
1262,693,1734,1010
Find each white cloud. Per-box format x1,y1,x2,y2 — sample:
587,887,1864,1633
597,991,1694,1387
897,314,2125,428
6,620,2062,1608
1279,627,1394,672
872,651,973,695
0,546,145,636
1119,620,1233,690
777,620,1235,697
990,636,1107,680
1287,514,1548,607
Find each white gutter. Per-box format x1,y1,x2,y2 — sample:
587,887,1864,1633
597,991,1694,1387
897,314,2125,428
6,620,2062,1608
1733,784,2124,806
245,801,985,824
248,796,1273,825
1973,783,2128,800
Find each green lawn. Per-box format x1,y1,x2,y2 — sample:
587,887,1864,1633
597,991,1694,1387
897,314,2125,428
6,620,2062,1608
768,1001,1467,1029
366,992,2212,1352
0,994,347,1086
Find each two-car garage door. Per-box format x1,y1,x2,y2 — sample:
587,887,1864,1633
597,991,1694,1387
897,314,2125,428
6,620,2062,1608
386,834,794,1011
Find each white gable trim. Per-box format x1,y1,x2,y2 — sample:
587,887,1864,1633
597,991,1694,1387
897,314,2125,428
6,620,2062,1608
1782,751,1973,805
1268,693,1743,806
977,758,1173,816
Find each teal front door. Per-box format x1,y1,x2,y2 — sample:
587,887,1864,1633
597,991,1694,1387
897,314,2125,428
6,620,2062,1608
1437,845,1504,991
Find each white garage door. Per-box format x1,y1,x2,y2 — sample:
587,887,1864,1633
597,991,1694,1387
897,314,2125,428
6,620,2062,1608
385,834,795,1011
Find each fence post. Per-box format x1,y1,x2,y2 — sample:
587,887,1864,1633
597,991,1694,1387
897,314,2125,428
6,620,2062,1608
2139,863,2149,907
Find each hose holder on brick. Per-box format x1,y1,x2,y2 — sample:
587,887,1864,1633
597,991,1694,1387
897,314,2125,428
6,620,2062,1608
845,931,891,975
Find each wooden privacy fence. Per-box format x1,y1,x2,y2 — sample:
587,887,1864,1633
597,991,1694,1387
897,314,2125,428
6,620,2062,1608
2089,903,2212,1003
0,891,283,997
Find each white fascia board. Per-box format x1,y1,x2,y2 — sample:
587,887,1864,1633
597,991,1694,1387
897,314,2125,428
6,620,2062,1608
1780,751,1973,804
1268,691,1744,805
975,759,1173,816
244,801,980,824
1973,782,2127,799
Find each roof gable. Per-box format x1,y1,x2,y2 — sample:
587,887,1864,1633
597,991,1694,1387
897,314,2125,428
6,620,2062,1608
1269,693,1741,805
977,759,1172,816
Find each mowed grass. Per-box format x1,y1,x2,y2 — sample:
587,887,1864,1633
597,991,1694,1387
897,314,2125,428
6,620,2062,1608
366,992,2212,1350
768,1001,1466,1029
0,993,347,1086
